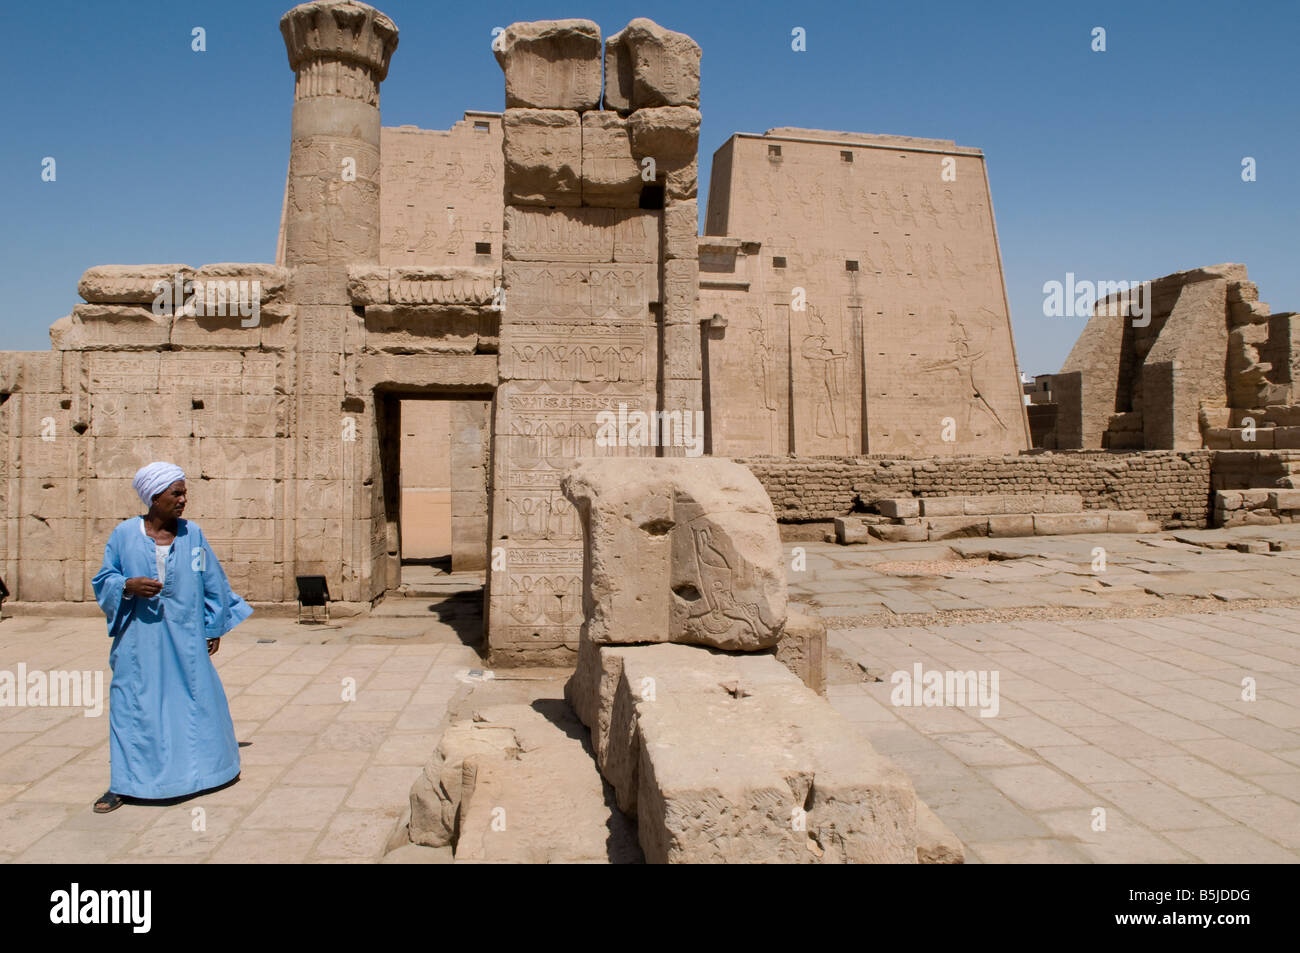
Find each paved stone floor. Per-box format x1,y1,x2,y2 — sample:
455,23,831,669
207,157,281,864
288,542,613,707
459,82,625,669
791,532,1300,863
0,615,480,863
1,527,1298,863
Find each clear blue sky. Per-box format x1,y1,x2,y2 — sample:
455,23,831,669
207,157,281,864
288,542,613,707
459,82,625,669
3,0,1296,375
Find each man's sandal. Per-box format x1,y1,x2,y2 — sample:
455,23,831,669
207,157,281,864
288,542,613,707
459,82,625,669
93,790,124,813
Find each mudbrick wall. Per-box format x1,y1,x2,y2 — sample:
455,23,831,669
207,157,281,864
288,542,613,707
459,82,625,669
737,451,1217,528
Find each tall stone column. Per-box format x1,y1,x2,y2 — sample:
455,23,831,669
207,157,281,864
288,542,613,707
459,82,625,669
280,0,398,602
487,19,701,664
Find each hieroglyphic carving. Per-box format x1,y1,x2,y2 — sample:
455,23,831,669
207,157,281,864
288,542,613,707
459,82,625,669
502,324,651,381
503,263,656,320
504,207,658,262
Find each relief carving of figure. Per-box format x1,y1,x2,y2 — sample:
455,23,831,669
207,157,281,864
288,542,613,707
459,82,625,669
921,310,1008,434
800,305,847,438
682,525,763,640
745,309,778,411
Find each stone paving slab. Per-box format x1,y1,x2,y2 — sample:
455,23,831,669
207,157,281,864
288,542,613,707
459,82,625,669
825,606,1300,863
0,616,481,863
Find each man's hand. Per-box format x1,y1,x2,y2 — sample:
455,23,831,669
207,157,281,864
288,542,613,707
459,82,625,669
125,577,162,598
207,639,220,656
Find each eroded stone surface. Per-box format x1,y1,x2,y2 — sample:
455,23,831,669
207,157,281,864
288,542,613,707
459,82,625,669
570,642,919,863
562,457,787,651
493,19,602,111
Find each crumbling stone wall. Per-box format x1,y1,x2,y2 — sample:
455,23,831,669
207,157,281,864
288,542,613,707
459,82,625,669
737,451,1214,527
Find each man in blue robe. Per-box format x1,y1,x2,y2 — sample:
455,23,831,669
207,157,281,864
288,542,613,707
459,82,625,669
90,462,252,812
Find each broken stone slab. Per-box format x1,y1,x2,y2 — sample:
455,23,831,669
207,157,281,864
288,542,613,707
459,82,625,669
1212,589,1255,602
408,719,518,848
869,523,927,543
1268,489,1300,510
493,20,602,110
1106,511,1158,533
570,643,919,863
620,18,701,109
502,108,581,206
775,610,826,695
561,457,787,651
77,264,194,304
834,516,872,544
918,497,964,517
987,514,1035,538
915,799,965,864
1033,513,1109,535
451,704,641,863
925,516,989,539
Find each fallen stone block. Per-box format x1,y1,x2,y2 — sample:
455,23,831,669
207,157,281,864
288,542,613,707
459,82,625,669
876,498,919,519
1034,513,1109,535
1106,511,1151,533
869,523,927,543
1268,490,1300,510
572,643,919,864
1215,490,1244,511
918,497,964,517
1242,511,1282,526
561,457,787,651
925,516,989,539
1231,541,1270,554
775,611,826,695
452,705,640,863
408,719,518,848
987,514,1035,538
834,516,872,545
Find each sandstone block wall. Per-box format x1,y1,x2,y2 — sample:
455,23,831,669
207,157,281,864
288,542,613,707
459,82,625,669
485,18,703,664
1053,263,1298,452
737,451,1215,528
701,130,1030,458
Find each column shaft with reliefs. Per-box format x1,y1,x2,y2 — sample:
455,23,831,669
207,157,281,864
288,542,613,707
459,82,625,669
280,1,398,601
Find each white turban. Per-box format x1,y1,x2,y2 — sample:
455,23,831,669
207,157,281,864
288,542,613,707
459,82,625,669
133,462,186,507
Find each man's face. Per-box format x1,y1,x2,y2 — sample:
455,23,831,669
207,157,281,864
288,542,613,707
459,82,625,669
152,480,187,519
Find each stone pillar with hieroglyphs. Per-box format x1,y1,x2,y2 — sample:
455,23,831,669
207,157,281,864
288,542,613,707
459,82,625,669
488,19,701,664
280,1,398,601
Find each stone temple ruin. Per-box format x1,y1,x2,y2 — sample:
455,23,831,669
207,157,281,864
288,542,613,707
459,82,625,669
3,0,1298,864
0,0,1296,644
0,0,1038,665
